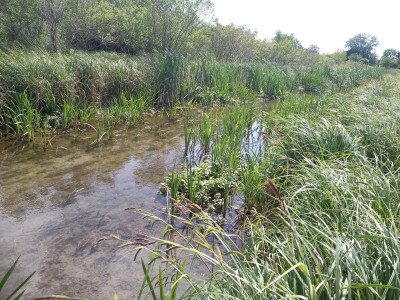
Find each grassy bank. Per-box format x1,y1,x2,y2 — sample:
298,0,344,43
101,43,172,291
0,50,383,141
137,72,400,299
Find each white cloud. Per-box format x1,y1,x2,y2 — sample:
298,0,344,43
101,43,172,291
213,0,399,55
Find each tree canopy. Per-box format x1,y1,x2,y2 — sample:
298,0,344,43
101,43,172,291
380,48,400,68
0,0,214,54
0,0,383,66
345,33,379,65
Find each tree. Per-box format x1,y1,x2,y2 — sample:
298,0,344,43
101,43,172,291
260,31,312,65
39,0,68,52
61,0,96,51
328,50,347,63
380,48,399,68
144,0,213,53
207,23,260,61
88,0,147,53
0,0,44,48
273,31,302,49
308,45,320,54
345,33,379,65
382,48,399,60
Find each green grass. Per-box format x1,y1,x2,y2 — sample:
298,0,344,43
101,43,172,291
183,116,196,158
138,72,400,299
199,113,213,154
0,50,383,142
0,257,35,300
0,50,391,299
0,92,41,140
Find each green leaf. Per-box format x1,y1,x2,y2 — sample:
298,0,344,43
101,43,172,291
6,271,35,300
0,257,20,292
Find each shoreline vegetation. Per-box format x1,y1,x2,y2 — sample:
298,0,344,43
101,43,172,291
0,50,394,300
0,51,383,143
134,72,400,300
1,0,399,299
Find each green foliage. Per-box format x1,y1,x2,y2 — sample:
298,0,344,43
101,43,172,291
136,250,191,300
1,92,41,140
241,159,271,210
259,31,319,66
0,0,213,54
0,0,44,48
109,93,152,126
346,33,379,65
156,53,185,107
162,105,258,212
142,73,400,300
0,50,155,133
282,118,360,162
380,48,399,68
348,53,370,64
143,0,213,53
184,116,196,157
88,0,147,53
273,30,303,49
199,113,213,153
0,50,383,139
161,162,238,213
328,50,347,63
207,23,261,62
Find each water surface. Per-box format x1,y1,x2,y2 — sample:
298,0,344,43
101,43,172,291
0,114,192,298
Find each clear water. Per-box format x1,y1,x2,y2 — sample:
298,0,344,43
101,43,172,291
0,103,272,298
0,115,188,298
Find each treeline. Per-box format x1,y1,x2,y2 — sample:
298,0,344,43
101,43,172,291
1,0,398,68
0,0,323,63
0,0,388,141
0,0,213,54
343,33,400,68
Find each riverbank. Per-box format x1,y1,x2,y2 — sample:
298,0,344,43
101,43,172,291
0,51,383,142
138,72,400,299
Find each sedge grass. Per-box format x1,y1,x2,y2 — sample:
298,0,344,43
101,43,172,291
137,72,400,299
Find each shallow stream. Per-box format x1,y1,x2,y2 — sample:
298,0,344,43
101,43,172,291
0,113,196,298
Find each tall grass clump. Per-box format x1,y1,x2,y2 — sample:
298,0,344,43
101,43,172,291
199,113,213,153
161,105,259,216
0,92,41,140
156,53,185,107
0,50,155,136
109,92,153,125
183,117,196,158
137,196,400,299
281,118,360,162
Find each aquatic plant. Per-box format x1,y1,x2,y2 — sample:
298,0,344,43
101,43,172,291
0,257,35,300
183,117,196,158
199,113,213,154
0,92,41,140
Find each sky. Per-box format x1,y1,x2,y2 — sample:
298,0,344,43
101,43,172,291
212,0,399,56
